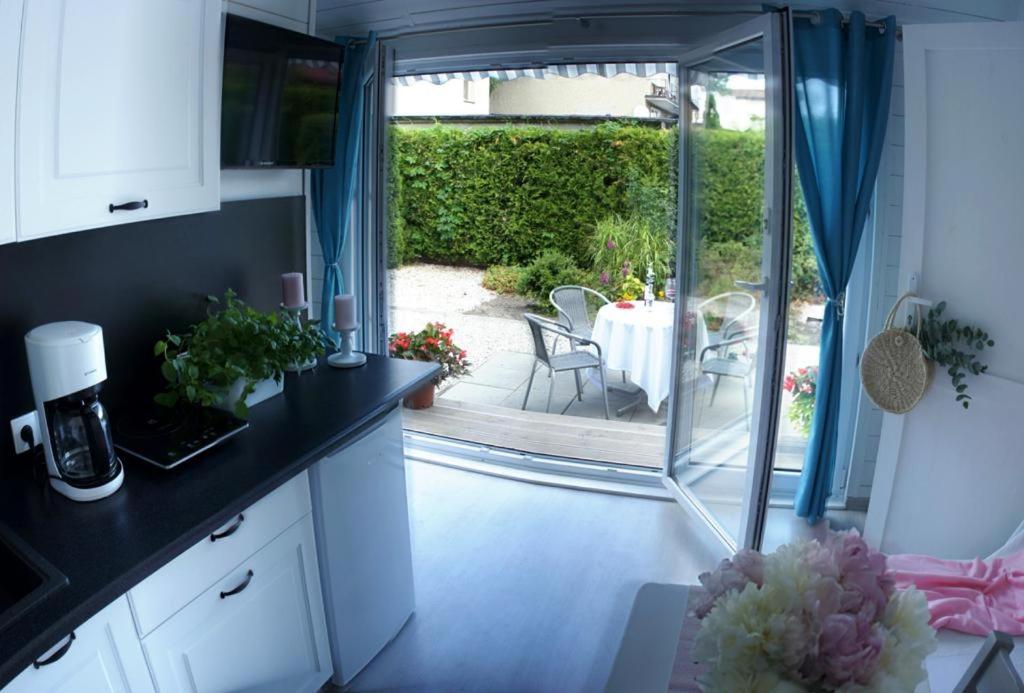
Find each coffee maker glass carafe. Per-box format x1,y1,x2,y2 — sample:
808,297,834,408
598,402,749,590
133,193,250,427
46,386,119,484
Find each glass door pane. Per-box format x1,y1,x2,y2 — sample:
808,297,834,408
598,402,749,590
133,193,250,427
664,13,791,551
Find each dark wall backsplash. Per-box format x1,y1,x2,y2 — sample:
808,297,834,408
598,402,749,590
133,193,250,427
0,197,306,465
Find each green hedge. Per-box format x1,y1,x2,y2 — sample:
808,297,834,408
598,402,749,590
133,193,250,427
388,123,819,300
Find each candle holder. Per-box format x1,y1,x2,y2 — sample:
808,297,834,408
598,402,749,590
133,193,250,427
327,323,366,369
281,302,317,373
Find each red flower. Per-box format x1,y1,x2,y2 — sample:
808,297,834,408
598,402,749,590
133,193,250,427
784,375,795,392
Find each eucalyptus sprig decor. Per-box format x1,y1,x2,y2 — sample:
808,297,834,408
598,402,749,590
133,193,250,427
154,290,324,418
913,300,994,409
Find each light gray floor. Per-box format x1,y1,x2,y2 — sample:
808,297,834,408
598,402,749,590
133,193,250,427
345,460,726,693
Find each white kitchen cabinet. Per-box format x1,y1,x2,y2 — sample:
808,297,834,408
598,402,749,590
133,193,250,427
228,0,310,28
16,0,221,241
128,473,311,637
4,597,154,693
142,516,331,693
0,0,21,246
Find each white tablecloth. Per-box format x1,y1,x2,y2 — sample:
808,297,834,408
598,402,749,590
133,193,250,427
590,300,708,413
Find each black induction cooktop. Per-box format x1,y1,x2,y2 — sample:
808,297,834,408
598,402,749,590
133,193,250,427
113,405,249,470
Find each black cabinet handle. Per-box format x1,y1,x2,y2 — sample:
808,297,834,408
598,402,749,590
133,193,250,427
210,513,244,542
219,569,254,599
33,632,75,669
108,199,149,213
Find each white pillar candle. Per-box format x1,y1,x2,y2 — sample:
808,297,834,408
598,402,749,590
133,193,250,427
333,294,357,331
281,272,305,308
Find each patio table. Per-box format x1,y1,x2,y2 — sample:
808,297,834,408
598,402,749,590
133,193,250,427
590,300,708,413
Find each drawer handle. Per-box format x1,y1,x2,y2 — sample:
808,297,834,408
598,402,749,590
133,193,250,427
33,632,75,669
108,199,149,213
220,569,254,599
210,513,244,542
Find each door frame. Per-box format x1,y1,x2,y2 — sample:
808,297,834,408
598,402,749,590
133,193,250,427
364,41,393,355
662,10,793,552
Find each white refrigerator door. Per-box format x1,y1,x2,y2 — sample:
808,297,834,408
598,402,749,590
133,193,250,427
309,405,414,685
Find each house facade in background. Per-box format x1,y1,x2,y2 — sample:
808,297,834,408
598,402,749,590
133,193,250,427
392,71,765,130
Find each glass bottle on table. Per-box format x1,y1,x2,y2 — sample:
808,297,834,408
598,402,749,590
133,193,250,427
644,263,655,308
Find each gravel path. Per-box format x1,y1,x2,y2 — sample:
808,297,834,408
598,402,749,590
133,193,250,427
387,264,535,371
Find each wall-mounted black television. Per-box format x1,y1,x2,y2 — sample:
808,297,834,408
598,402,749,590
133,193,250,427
221,14,344,169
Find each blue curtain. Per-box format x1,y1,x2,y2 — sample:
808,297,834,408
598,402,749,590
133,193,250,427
793,10,895,523
311,33,377,346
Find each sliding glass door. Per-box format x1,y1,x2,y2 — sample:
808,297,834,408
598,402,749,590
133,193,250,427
663,12,792,551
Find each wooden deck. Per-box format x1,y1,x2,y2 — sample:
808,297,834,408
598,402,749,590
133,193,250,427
403,398,666,469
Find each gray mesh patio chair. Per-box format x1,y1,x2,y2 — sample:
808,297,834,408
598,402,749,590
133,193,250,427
549,285,611,339
698,326,756,428
698,292,756,350
550,285,626,382
522,313,611,419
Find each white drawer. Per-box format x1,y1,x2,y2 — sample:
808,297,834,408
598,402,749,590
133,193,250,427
128,472,311,636
141,515,331,693
4,596,154,693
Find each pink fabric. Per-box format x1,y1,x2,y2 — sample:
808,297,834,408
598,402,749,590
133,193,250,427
887,550,1024,635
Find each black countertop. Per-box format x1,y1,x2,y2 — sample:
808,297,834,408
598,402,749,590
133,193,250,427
0,354,438,688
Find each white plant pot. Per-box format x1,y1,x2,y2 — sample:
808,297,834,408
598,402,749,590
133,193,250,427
214,375,284,414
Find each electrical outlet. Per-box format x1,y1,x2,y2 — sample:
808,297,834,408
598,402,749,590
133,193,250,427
10,411,41,455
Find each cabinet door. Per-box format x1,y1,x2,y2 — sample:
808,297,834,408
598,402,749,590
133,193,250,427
143,516,331,693
0,0,21,246
4,596,154,693
17,0,221,241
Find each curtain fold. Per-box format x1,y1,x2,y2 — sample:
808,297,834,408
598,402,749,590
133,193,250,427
793,10,895,523
311,33,377,346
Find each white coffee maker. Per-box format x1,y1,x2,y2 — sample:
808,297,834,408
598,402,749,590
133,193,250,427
25,322,124,501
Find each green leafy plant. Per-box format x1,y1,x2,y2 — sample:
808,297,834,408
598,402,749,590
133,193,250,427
592,213,673,295
482,265,526,295
388,322,470,385
705,93,721,129
912,301,994,409
516,250,590,307
154,290,324,418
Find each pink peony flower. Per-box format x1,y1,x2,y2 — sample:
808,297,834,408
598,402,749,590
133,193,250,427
816,612,886,687
693,549,764,618
830,531,893,620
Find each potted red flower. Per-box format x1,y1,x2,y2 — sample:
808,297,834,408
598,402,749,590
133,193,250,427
783,365,818,436
388,322,470,409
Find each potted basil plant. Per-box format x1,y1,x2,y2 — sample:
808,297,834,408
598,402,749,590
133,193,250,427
154,290,324,418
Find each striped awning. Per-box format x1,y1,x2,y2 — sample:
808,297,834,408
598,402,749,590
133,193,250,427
393,62,675,86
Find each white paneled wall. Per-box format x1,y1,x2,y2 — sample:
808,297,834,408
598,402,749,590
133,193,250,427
846,46,905,500
867,22,1024,557
311,221,324,320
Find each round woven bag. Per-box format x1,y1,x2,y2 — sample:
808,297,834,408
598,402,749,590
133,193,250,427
860,293,934,414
